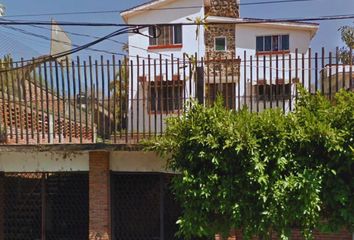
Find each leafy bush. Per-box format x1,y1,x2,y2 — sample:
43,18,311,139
146,90,354,240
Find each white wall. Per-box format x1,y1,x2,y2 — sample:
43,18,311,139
125,0,205,134
235,24,315,111
127,0,205,60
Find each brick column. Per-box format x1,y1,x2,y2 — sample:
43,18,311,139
89,151,110,240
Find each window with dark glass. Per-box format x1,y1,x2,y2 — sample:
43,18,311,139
256,37,264,51
149,25,182,46
215,37,227,51
207,83,236,109
256,35,290,52
149,80,183,112
174,25,182,44
281,35,290,50
265,36,272,51
255,81,291,101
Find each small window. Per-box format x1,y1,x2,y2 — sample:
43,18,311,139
282,35,289,50
256,36,264,51
265,36,272,51
174,25,182,44
149,27,157,46
272,36,279,51
148,25,183,46
215,37,226,51
256,34,290,53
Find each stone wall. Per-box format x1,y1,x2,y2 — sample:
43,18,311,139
204,0,240,76
205,24,236,60
205,0,240,18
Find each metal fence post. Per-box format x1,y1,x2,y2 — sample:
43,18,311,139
196,66,205,105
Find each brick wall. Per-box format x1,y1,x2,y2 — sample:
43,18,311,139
89,151,111,240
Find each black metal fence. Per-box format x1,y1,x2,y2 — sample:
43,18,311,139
1,172,89,240
111,173,181,240
0,48,352,144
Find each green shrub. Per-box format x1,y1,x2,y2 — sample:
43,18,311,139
146,90,354,240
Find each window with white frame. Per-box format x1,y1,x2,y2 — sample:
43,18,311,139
148,25,182,46
215,37,227,51
256,35,290,52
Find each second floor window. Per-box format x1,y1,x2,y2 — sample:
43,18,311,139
256,35,290,52
149,25,182,46
215,37,227,51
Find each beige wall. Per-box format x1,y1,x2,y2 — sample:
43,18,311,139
0,148,169,173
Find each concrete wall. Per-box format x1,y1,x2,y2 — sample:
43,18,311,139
0,147,168,173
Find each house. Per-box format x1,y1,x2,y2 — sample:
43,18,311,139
120,0,319,134
321,64,354,97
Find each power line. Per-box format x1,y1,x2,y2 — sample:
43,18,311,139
1,25,127,56
0,14,353,27
0,26,142,72
0,23,179,62
0,17,186,61
22,21,181,60
1,0,339,18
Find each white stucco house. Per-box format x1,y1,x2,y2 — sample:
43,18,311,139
120,0,319,134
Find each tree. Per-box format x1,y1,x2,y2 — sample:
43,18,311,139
108,44,129,132
146,90,354,240
338,24,354,64
109,57,129,131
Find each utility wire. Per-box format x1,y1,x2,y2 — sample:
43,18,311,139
2,0,341,18
0,14,354,27
1,25,127,56
23,21,182,60
1,24,179,62
0,17,185,62
0,26,143,72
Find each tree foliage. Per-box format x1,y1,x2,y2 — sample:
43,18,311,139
338,25,354,64
109,57,129,130
146,90,354,240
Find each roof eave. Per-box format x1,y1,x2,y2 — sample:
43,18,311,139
120,0,172,22
205,16,319,38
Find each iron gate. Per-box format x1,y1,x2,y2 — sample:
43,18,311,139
2,172,88,240
111,173,181,240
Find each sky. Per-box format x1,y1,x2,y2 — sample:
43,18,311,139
0,0,353,61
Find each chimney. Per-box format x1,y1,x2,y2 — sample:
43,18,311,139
205,0,240,18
